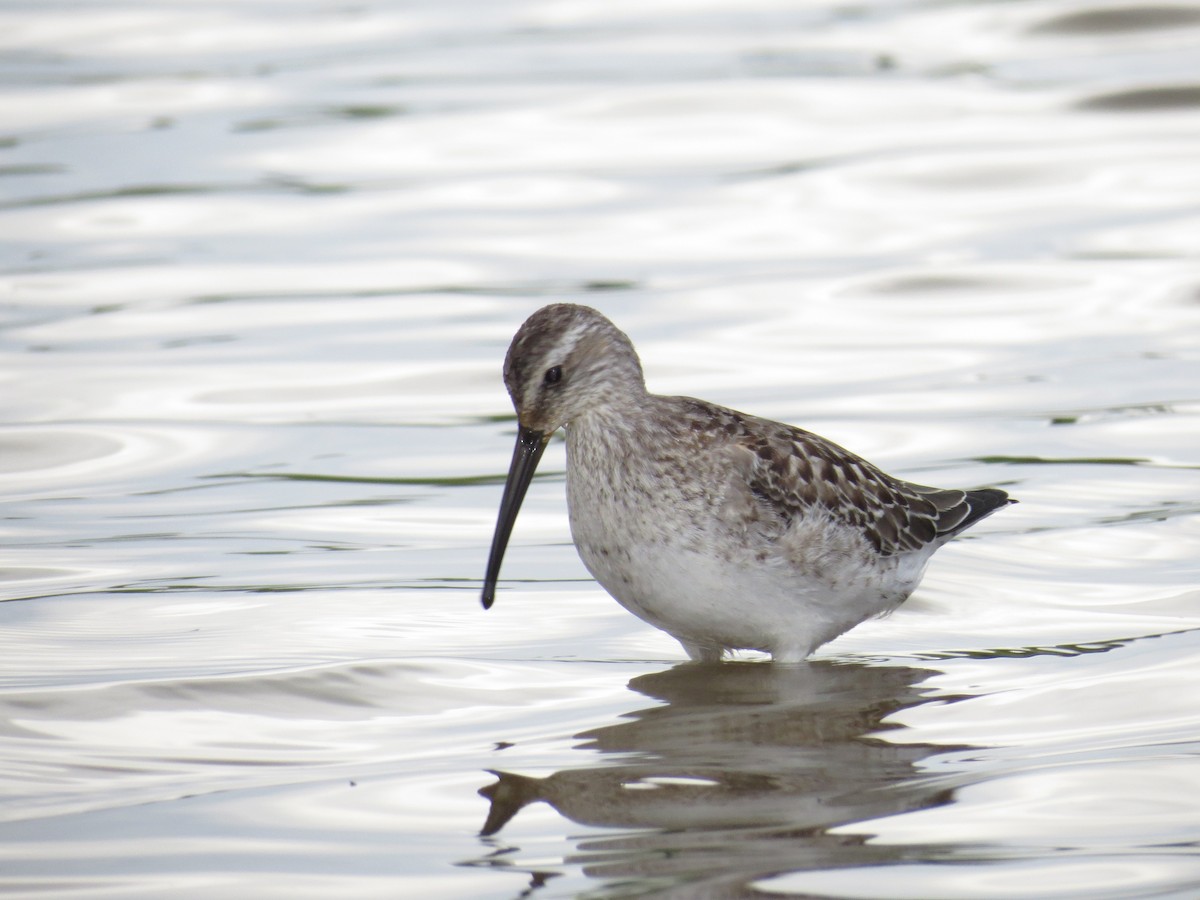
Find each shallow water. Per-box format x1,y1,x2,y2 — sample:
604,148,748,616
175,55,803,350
2,1,1200,897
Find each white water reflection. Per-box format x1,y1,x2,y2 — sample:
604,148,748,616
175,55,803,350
1,0,1200,897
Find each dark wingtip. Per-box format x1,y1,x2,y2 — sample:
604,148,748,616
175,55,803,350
953,487,1016,534
481,591,494,610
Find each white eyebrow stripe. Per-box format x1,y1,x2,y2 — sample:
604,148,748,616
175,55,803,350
548,318,591,366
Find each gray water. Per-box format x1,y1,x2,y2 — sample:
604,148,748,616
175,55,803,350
2,1,1200,897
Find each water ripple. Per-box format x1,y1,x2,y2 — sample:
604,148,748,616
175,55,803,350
1,0,1199,895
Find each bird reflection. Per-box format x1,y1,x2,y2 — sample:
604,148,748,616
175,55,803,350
473,660,973,896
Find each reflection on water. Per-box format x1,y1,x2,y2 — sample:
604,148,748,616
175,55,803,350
473,662,965,894
1029,6,1200,35
2,0,1200,896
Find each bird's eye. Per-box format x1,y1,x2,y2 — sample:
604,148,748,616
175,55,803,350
543,366,563,385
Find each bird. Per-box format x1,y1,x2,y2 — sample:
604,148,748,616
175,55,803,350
481,304,1014,663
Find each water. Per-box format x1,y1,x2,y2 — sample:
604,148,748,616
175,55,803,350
2,1,1199,896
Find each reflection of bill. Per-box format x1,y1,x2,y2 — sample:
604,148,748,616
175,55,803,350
474,661,973,892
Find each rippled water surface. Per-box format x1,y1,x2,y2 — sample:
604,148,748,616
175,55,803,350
2,1,1200,897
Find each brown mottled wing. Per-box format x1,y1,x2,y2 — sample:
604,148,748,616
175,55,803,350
732,415,1009,556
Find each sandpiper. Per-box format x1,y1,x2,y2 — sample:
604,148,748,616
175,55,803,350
481,304,1014,662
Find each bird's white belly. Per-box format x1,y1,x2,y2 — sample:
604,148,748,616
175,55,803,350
580,540,798,649
572,527,918,660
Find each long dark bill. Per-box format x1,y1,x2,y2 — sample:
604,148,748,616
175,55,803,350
481,425,550,609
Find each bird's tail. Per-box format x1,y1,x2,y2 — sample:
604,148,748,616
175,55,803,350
958,487,1016,533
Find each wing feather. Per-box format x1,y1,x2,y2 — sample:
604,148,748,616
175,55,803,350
729,414,1006,556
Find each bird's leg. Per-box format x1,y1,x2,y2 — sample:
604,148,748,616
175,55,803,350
680,639,723,663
